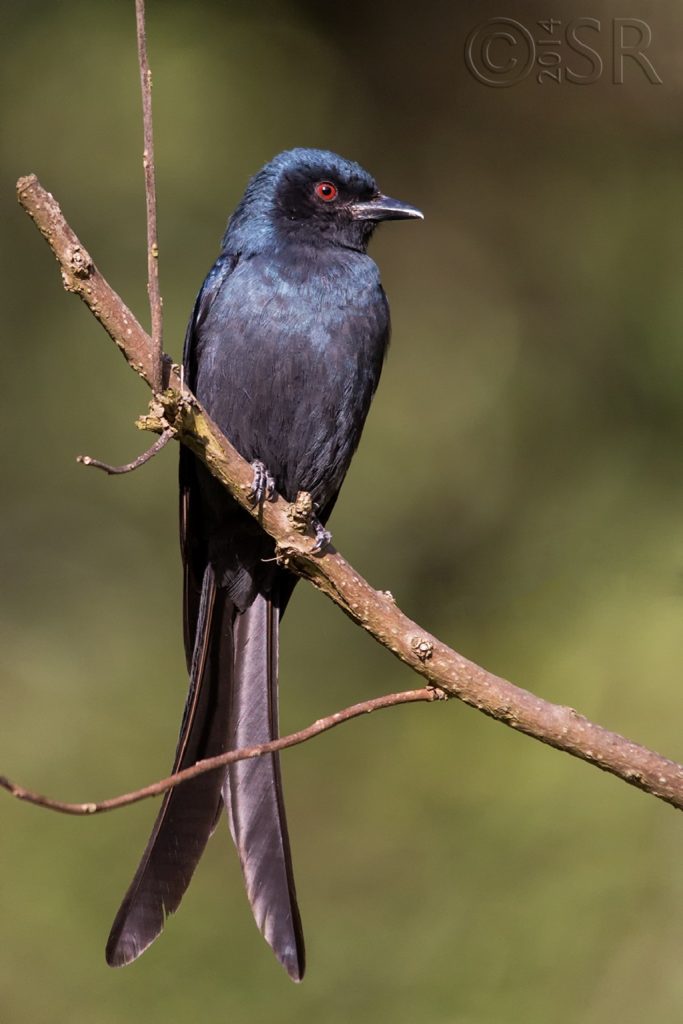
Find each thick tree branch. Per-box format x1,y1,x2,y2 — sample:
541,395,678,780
0,689,440,816
13,174,683,814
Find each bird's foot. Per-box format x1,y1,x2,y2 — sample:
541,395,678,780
247,460,276,505
311,520,332,554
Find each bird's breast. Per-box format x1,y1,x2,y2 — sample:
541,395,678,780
195,250,389,505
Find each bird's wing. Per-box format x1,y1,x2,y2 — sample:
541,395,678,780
182,253,304,980
106,564,234,966
107,257,241,967
179,445,205,673
109,251,305,979
180,252,239,670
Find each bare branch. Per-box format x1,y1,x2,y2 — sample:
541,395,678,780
0,688,440,816
135,0,164,392
16,176,169,387
14,174,683,814
77,428,173,475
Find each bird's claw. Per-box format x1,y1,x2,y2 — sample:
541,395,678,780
247,460,276,505
311,521,332,554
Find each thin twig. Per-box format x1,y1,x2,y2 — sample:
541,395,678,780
77,429,173,475
135,0,164,392
14,174,683,815
0,688,439,816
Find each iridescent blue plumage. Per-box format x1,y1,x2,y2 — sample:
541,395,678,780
106,148,422,980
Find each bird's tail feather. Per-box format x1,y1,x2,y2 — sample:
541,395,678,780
224,592,305,982
106,565,232,967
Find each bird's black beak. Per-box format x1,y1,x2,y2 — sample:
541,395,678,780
349,193,424,222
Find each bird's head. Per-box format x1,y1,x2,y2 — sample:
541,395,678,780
223,148,423,254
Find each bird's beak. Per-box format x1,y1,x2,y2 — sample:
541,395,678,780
349,193,424,222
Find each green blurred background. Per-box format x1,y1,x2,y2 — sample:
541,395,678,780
1,1,682,1021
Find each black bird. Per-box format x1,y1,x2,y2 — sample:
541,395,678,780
106,148,422,980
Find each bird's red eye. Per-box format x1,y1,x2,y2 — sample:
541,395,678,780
315,181,338,202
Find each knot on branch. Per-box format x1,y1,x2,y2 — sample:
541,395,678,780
137,389,188,435
274,536,315,570
411,636,434,662
287,491,314,534
66,244,93,281
274,544,293,569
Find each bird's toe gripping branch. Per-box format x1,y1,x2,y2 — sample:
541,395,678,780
284,491,332,555
311,522,332,554
247,460,277,506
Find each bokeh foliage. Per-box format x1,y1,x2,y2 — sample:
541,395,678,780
1,1,682,1021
